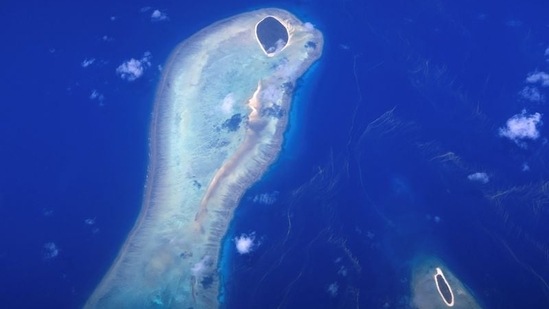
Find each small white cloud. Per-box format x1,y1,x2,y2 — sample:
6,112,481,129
110,16,117,21
191,255,212,276
304,22,315,30
327,282,339,297
116,60,145,81
42,208,54,217
220,93,235,114
102,35,113,42
526,71,549,87
89,90,102,99
151,9,169,22
89,90,105,106
426,214,441,223
520,86,544,102
499,110,542,144
337,265,347,277
506,19,522,27
468,172,489,184
81,58,95,68
116,52,152,81
234,233,259,255
252,191,279,205
545,47,549,57
522,162,530,171
42,242,59,260
267,39,286,53
84,218,100,233
339,44,350,50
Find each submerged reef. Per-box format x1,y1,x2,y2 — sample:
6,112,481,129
85,8,323,309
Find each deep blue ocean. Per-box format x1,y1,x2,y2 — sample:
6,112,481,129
1,0,549,308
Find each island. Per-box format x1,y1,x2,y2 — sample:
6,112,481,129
434,267,454,306
411,257,483,309
84,8,323,309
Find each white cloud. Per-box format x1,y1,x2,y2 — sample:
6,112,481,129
116,52,151,81
117,59,144,80
81,58,95,68
522,162,530,171
252,191,279,205
337,265,347,277
89,89,103,100
520,86,544,102
89,90,105,106
468,172,489,184
339,43,350,50
151,10,169,22
526,71,549,87
221,93,235,114
191,255,212,276
42,208,54,216
234,233,259,254
506,19,522,27
42,242,59,260
545,47,549,57
326,282,339,297
499,110,542,144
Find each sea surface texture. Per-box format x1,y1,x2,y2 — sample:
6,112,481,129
1,0,548,308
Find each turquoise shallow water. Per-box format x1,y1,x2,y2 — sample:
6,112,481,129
1,0,549,308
